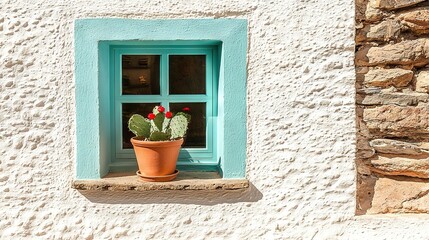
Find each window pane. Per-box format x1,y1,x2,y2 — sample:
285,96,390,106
170,103,206,148
122,103,160,149
169,55,206,94
122,55,160,95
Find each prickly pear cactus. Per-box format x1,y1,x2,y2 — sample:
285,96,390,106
170,115,189,139
128,114,151,138
128,105,190,141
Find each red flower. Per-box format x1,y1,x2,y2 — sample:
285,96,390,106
165,112,173,118
182,107,190,112
148,113,156,120
158,106,165,113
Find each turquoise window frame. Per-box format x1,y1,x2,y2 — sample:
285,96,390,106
111,45,218,172
74,19,247,179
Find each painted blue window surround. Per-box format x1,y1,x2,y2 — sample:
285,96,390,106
111,45,218,172
74,19,247,179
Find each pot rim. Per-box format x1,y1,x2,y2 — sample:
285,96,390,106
131,137,184,147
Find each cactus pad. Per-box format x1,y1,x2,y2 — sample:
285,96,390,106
170,115,189,139
128,114,151,138
153,113,165,132
149,131,171,141
175,112,191,122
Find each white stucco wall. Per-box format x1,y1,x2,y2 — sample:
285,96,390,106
1,0,429,239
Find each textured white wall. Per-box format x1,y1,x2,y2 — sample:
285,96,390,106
1,0,429,239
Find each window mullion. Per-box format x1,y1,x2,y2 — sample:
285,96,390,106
114,49,122,163
161,53,169,107
165,95,210,102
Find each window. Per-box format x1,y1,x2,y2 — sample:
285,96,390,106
111,45,219,172
75,19,247,179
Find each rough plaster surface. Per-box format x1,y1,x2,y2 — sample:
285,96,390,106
1,0,428,239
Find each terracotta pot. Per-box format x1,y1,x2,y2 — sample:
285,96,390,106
130,137,183,178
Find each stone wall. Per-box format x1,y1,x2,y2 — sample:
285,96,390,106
356,0,429,214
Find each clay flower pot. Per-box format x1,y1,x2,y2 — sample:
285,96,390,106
131,137,183,182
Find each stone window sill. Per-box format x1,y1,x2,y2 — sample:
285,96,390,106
72,172,249,191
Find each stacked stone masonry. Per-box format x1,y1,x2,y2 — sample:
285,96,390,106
356,0,429,214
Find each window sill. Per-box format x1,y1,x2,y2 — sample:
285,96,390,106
72,172,249,191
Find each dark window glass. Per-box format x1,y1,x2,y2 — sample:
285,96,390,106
122,103,160,149
169,102,206,148
122,55,160,95
169,55,206,94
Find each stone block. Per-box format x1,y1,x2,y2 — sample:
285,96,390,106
399,7,429,34
356,38,429,67
357,138,376,159
358,91,429,106
369,155,429,178
368,176,429,214
365,2,385,22
72,172,250,191
369,138,426,155
363,104,429,136
416,70,429,93
373,0,426,10
356,20,401,42
363,68,413,87
356,0,369,22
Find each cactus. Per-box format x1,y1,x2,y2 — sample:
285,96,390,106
175,112,191,122
128,114,151,138
153,112,165,131
149,131,171,141
162,118,171,132
152,106,160,115
128,105,190,141
170,115,189,139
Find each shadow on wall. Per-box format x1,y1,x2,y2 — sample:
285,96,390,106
77,183,263,205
